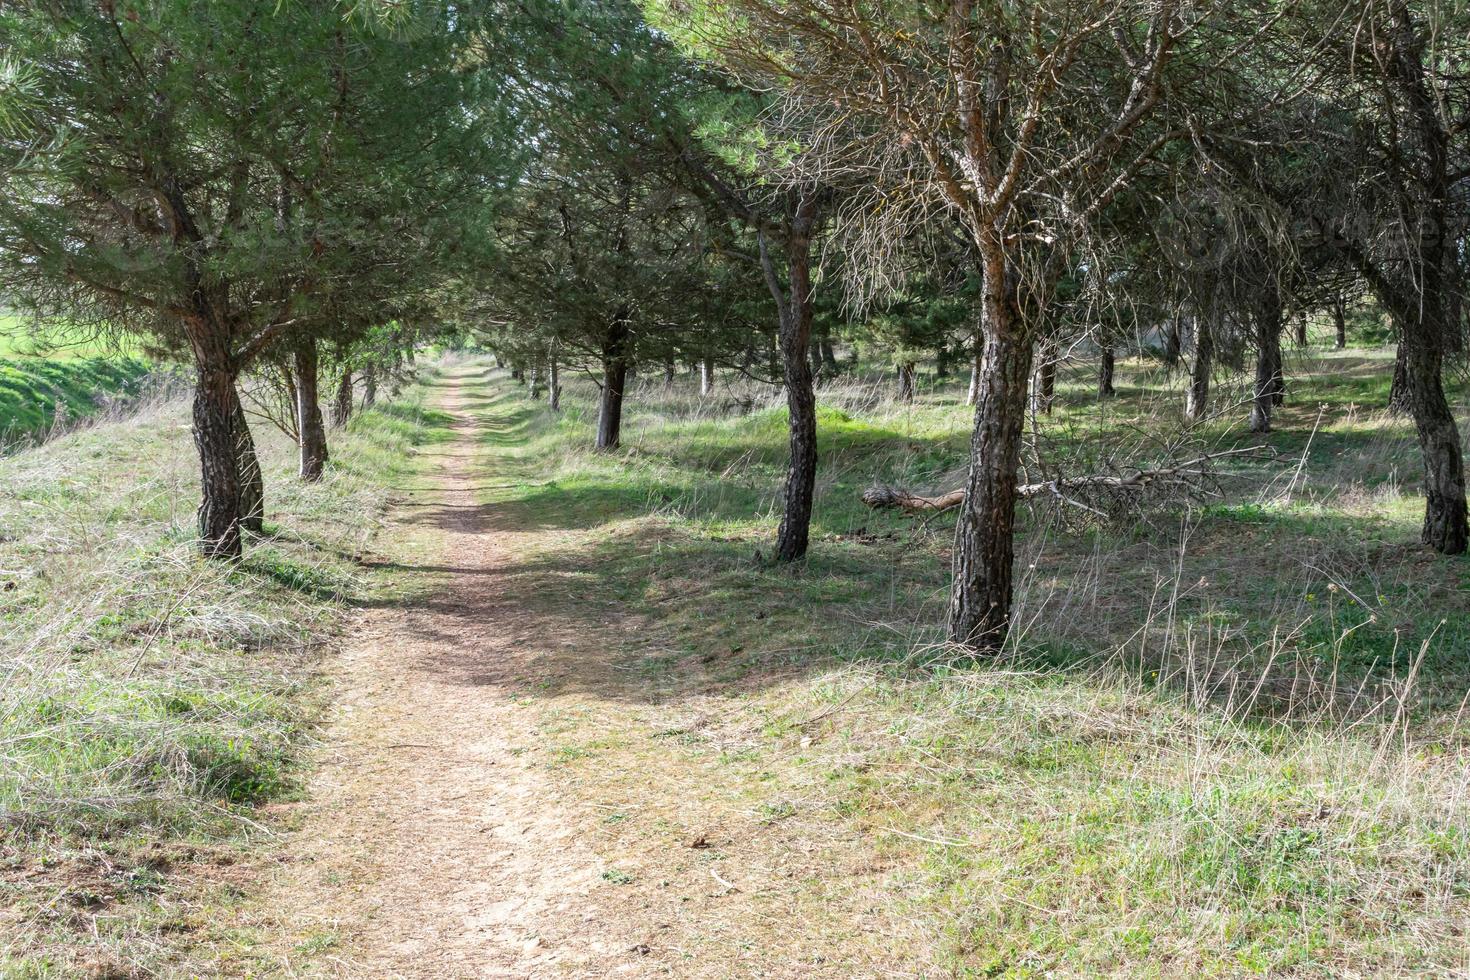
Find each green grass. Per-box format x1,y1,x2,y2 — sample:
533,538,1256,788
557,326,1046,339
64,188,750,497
0,355,154,444
0,315,135,359
479,345,1470,975
0,369,449,977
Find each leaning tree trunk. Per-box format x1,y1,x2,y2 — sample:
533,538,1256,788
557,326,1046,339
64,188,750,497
762,198,821,564
1097,347,1116,398
1250,299,1284,434
1185,315,1214,423
595,316,630,451
949,264,1033,654
331,365,353,427
897,362,917,403
294,338,329,481
231,388,264,534
192,355,244,560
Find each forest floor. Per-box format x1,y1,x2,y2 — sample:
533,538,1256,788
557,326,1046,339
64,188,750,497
238,362,900,976
7,350,1467,977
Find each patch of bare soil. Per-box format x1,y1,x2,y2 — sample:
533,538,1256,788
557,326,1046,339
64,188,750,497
244,366,906,978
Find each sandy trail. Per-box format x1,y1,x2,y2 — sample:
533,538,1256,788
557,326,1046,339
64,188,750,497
256,367,632,977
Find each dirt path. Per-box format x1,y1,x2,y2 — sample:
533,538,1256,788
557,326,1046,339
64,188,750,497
249,363,897,978
253,366,632,977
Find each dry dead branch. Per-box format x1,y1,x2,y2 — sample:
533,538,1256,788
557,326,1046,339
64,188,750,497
863,445,1276,525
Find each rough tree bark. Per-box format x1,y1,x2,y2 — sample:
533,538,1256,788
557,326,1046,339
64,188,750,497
949,259,1033,654
1389,344,1412,413
1031,340,1058,415
1097,347,1116,398
331,365,353,427
191,330,244,559
1249,295,1284,434
1186,315,1214,423
1162,315,1182,369
361,363,377,410
761,194,820,563
294,337,329,481
231,389,264,535
1404,339,1469,553
596,315,630,451
548,344,562,412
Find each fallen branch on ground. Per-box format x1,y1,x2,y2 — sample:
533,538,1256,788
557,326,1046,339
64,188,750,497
863,445,1276,523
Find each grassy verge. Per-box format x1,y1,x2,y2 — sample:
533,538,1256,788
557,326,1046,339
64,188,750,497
0,356,157,447
484,347,1470,975
0,372,449,977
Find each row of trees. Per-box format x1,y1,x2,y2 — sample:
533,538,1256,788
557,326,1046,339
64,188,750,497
473,0,1469,653
3,0,1466,655
0,0,510,557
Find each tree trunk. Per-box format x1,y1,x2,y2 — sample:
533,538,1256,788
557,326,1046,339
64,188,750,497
529,360,543,399
1404,340,1469,553
294,338,329,482
1031,340,1057,415
1334,297,1347,349
1162,315,1182,369
361,363,377,409
231,389,264,535
663,354,676,387
596,317,630,451
1097,347,1116,398
762,198,820,563
949,262,1032,654
331,365,353,427
1389,343,1412,413
967,328,982,406
1294,313,1308,347
192,360,244,560
820,336,838,373
549,345,561,412
1249,299,1284,434
699,357,714,397
1186,315,1214,423
897,362,917,402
